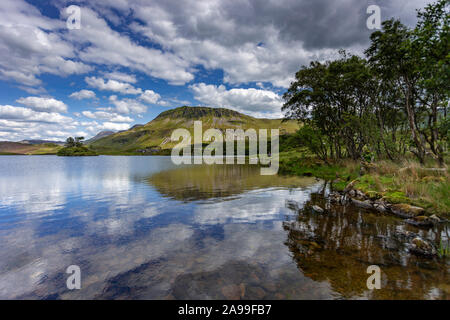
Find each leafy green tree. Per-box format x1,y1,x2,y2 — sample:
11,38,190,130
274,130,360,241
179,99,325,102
365,19,427,163
65,137,75,147
411,0,449,166
296,125,329,161
75,137,85,147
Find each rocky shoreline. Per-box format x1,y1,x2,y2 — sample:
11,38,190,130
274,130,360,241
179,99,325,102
330,180,448,227
290,180,449,258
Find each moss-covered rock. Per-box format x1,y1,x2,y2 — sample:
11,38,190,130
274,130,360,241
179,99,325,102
390,204,424,218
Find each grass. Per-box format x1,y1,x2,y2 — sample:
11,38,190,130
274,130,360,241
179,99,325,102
279,149,360,181
438,240,450,258
0,152,20,155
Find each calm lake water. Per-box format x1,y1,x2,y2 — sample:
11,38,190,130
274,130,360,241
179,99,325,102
0,156,448,299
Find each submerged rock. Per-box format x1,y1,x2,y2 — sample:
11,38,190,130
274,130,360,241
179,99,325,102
405,217,434,228
409,237,437,257
312,205,324,214
394,230,419,241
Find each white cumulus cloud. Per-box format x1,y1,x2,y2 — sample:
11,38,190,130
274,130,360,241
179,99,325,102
69,90,97,100
16,96,68,113
85,76,142,95
190,83,284,118
81,110,134,123
109,95,147,114
139,90,161,104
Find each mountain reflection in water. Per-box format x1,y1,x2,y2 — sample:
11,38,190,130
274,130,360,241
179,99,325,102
0,156,448,299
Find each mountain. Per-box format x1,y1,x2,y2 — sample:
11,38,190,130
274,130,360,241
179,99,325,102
89,106,299,154
85,130,115,143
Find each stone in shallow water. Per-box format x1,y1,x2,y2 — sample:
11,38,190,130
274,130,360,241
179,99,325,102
405,216,434,228
312,205,324,213
221,284,241,300
408,237,437,257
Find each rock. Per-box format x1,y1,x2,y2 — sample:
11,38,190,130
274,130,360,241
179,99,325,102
274,293,285,299
348,189,356,197
355,190,366,200
373,200,388,212
344,180,358,193
246,286,266,299
239,283,246,298
350,199,373,210
283,221,304,233
429,214,441,223
405,217,434,228
221,284,241,300
394,230,419,241
286,200,299,212
340,194,349,205
409,237,437,257
282,221,294,230
312,205,324,214
390,204,425,218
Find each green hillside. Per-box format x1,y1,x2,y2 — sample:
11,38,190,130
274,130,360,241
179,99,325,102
89,106,299,154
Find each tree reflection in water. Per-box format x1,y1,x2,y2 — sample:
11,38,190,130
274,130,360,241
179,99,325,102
283,190,450,299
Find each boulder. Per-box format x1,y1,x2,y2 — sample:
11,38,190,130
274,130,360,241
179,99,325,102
429,214,441,223
350,199,373,210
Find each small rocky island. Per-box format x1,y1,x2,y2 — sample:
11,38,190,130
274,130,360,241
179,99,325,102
57,137,98,156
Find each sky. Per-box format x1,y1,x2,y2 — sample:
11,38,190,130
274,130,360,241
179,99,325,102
0,0,431,141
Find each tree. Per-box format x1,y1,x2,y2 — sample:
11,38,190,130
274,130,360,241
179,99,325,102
75,137,85,147
283,52,379,161
365,19,427,163
411,0,449,166
65,137,75,148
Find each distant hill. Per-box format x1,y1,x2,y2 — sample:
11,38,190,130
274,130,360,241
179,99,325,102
89,106,299,154
0,141,62,155
19,139,64,146
85,130,115,143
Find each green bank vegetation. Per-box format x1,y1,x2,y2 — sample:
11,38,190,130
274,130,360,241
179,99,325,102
280,0,449,216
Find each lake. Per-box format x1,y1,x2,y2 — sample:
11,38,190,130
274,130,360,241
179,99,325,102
0,156,448,299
